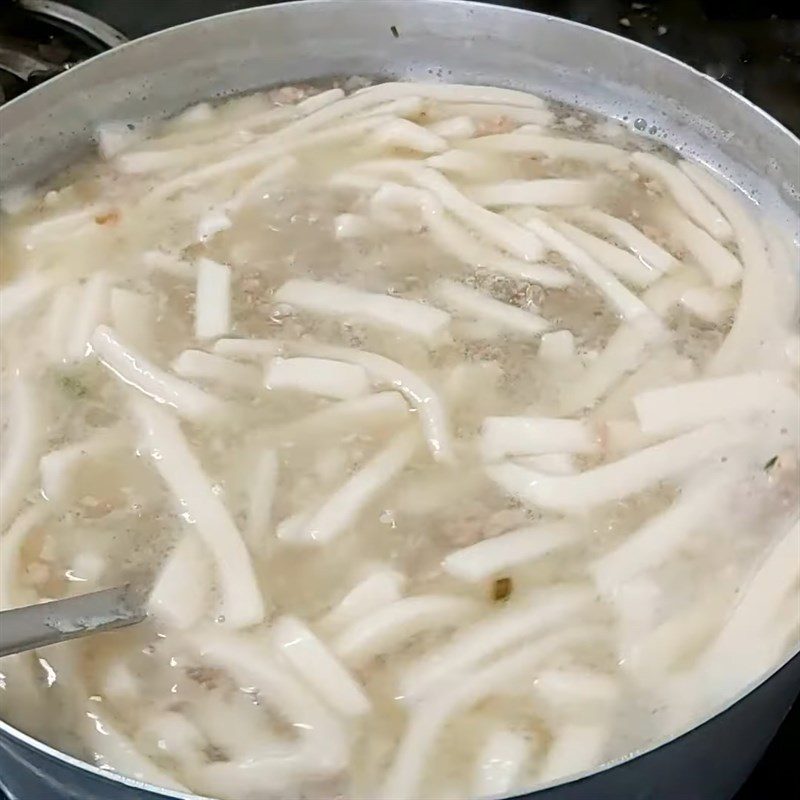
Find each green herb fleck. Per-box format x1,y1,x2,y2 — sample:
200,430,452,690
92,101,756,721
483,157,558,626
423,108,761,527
58,374,89,398
764,455,779,471
492,576,513,602
390,25,399,38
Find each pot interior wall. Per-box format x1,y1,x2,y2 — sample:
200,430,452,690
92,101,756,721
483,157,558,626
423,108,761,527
1,0,798,234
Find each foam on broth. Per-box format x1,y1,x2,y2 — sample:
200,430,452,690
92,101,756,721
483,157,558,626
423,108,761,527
0,81,798,800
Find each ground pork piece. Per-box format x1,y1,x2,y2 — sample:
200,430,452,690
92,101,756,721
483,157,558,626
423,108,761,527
476,115,517,135
268,84,314,106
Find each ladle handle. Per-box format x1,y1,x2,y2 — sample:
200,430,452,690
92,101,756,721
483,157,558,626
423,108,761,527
0,585,146,658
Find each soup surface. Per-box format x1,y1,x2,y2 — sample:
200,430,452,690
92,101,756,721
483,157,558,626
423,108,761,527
0,80,798,800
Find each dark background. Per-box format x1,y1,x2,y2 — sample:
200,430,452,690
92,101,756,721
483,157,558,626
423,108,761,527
2,1,799,799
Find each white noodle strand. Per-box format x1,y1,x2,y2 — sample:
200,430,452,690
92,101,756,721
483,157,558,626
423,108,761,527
631,152,732,240
679,162,791,374
147,535,213,629
481,416,599,461
265,356,371,399
224,154,298,215
561,323,653,413
426,116,477,139
194,258,231,340
426,148,497,176
443,522,580,582
295,87,346,113
66,272,110,361
268,391,409,447
633,371,799,437
284,429,417,545
466,178,598,208
273,615,371,717
90,325,226,421
172,349,262,391
553,218,660,288
523,215,665,334
213,337,284,359
245,449,279,551
290,341,453,462
148,114,392,201
369,183,569,286
433,278,549,336
0,378,44,532
353,81,546,108
45,284,80,362
382,626,605,800
466,133,626,163
693,519,800,706
318,567,407,635
488,422,751,513
400,585,593,702
371,118,448,153
0,505,48,608
275,278,450,343
680,286,736,324
82,705,189,792
539,330,576,364
39,427,123,506
591,467,743,592
562,207,676,273
659,203,742,287
472,730,529,798
132,398,264,628
185,630,349,795
110,288,154,352
429,102,553,125
538,722,608,784
414,168,545,261
334,595,481,668
0,274,53,329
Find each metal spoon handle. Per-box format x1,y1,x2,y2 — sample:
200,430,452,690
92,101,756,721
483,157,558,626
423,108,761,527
0,586,146,658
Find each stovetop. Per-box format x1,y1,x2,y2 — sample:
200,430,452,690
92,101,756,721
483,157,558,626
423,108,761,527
0,1,797,799
0,0,125,104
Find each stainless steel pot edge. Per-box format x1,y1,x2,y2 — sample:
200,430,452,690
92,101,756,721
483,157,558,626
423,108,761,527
1,1,798,214
0,2,798,798
1,648,797,799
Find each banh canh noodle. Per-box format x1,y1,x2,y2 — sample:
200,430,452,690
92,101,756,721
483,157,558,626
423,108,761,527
1,79,798,800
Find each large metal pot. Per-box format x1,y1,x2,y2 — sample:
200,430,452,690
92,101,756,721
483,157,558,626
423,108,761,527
1,2,798,799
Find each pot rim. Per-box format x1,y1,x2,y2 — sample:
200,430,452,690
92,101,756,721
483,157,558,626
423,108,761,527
1,0,798,153
0,2,798,798
2,647,798,799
